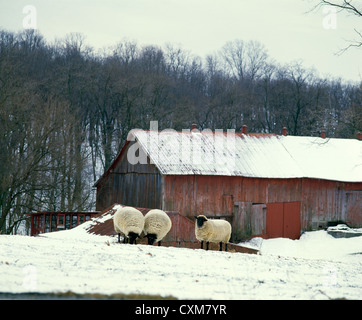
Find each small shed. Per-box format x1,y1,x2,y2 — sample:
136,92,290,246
27,211,98,236
94,127,362,240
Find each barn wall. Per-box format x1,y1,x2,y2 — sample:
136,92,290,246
163,175,305,240
162,175,362,235
301,179,362,229
96,177,112,211
96,141,163,211
162,175,303,217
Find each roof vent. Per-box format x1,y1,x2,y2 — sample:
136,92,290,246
282,127,287,136
321,129,326,139
242,125,247,134
191,123,198,131
357,132,362,140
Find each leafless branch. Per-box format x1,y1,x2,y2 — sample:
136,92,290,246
337,28,362,54
317,0,362,16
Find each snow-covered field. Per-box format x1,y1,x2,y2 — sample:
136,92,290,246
1,222,361,300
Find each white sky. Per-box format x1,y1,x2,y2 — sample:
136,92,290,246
0,0,361,82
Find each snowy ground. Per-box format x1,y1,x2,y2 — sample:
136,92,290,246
1,222,361,300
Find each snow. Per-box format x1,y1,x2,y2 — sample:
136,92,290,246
279,135,362,182
1,224,361,300
326,224,362,238
126,129,362,181
242,231,362,262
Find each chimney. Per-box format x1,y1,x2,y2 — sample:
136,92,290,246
191,123,197,131
321,129,326,139
357,132,362,140
242,125,247,135
282,127,287,136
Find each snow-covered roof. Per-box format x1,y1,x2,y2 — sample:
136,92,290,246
127,129,362,182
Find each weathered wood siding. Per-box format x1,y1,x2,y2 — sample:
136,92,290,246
301,179,362,229
162,175,362,234
162,175,303,217
96,141,163,211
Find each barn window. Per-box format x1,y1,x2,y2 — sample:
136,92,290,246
85,215,91,221
79,215,84,224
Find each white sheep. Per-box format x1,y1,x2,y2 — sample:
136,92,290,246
113,206,145,244
194,215,232,251
143,209,172,246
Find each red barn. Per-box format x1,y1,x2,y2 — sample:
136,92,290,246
94,127,362,241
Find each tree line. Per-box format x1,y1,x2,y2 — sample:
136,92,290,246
0,29,361,234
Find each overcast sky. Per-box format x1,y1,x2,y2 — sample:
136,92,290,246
0,0,361,82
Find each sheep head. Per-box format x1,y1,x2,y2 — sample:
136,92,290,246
128,232,140,244
195,215,208,228
145,233,157,245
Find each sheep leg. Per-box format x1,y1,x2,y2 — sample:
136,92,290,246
118,233,121,243
225,243,228,252
219,242,222,251
200,241,203,249
158,241,161,247
206,242,209,251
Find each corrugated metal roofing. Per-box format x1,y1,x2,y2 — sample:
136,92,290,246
128,129,362,182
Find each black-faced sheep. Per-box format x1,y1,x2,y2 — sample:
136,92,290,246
195,215,232,251
113,206,145,244
143,209,172,246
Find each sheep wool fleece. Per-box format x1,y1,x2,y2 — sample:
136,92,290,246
195,218,231,243
144,209,172,242
113,206,144,236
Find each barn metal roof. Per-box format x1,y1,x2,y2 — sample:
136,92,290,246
128,129,362,182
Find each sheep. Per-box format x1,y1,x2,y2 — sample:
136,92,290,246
194,215,232,251
143,209,172,246
113,206,145,244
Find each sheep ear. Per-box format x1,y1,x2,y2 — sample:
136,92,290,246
194,216,198,219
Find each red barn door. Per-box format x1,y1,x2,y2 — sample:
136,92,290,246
266,203,284,238
266,202,301,239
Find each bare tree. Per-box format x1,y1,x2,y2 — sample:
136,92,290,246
220,40,268,82
164,43,191,79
